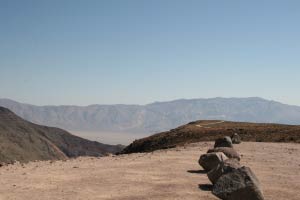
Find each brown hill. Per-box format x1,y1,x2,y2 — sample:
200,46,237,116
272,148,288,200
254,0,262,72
0,107,123,164
121,120,300,154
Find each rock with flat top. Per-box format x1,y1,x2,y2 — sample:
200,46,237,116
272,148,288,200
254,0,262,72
207,147,241,161
198,152,228,171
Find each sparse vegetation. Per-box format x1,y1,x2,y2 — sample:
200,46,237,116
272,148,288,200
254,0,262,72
121,120,300,154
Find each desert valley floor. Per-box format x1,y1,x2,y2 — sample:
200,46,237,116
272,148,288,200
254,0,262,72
0,142,299,200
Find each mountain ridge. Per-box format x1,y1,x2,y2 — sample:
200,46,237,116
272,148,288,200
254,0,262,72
1,97,300,135
0,107,123,164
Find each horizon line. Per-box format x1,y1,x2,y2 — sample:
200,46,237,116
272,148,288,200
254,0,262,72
0,96,296,107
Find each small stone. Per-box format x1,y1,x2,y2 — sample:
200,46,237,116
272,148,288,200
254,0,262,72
231,133,242,144
214,136,233,148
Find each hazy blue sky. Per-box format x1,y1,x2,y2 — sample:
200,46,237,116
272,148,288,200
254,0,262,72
0,0,300,106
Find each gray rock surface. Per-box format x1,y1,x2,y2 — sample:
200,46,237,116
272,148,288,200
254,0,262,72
207,147,241,161
231,133,241,144
207,159,241,184
214,136,233,148
212,166,264,200
198,152,228,171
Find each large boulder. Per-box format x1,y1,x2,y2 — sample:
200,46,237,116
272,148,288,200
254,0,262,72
207,159,241,184
198,152,228,171
214,136,233,148
212,166,264,200
231,133,242,144
207,147,241,161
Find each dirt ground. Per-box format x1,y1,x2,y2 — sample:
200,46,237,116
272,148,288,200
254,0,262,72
0,142,299,200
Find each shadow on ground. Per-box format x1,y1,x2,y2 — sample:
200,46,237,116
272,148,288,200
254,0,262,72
198,184,213,191
187,169,206,174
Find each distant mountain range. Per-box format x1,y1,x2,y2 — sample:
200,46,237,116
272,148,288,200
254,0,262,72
1,97,300,135
0,107,123,164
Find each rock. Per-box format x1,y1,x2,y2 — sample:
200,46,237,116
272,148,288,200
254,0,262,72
214,136,233,148
207,147,241,161
231,133,241,144
212,166,264,200
207,159,241,184
198,152,228,171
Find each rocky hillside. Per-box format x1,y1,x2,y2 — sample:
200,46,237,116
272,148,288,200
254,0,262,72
1,97,300,134
0,107,123,164
121,120,300,154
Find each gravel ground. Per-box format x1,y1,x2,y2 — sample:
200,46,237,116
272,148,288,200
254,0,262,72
0,142,299,200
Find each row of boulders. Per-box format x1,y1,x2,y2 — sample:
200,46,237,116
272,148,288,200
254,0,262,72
198,134,264,200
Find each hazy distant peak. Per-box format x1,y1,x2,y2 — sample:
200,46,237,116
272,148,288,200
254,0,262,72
0,97,300,137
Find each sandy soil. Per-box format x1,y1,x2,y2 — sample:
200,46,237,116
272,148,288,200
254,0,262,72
0,142,299,200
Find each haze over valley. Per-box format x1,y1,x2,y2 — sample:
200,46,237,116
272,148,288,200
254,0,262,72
1,97,300,144
1,1,300,199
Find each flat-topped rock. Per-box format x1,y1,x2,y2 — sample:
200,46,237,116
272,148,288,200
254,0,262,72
198,152,228,171
207,147,241,161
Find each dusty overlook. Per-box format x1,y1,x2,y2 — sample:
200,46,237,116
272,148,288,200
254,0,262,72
0,108,299,200
0,142,299,200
